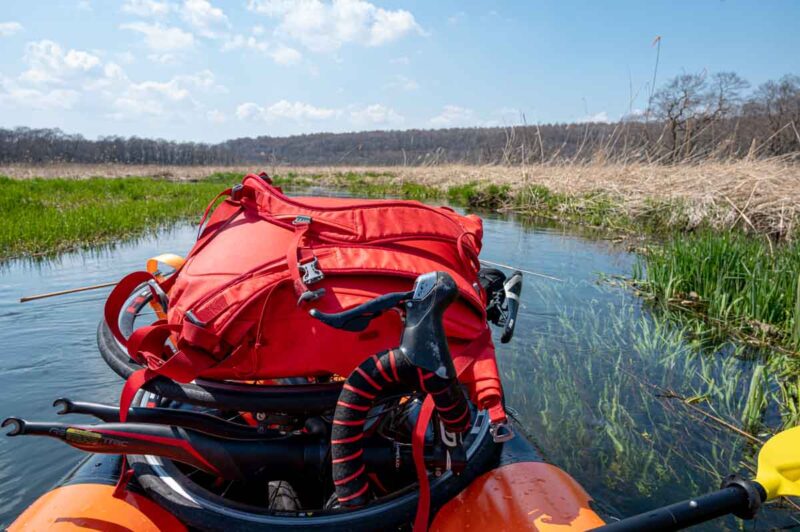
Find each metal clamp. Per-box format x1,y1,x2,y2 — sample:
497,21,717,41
490,421,515,443
298,257,324,285
184,310,207,327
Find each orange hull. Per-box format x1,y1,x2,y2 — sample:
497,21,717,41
10,484,185,532
432,462,605,531
9,422,604,531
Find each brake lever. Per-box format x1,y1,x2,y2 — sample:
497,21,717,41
310,290,413,332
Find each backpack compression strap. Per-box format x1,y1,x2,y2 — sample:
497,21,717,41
112,322,222,497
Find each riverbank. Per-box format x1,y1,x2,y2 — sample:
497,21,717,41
4,160,797,238
0,174,232,259
2,162,799,358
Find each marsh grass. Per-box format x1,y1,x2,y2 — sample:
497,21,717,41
5,159,798,238
633,232,800,352
0,174,233,260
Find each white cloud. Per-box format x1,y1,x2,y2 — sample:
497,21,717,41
350,104,404,127
181,0,229,38
116,51,136,64
235,102,262,120
269,44,302,65
222,31,301,66
121,22,195,52
236,99,340,122
0,22,24,37
0,40,103,111
207,109,226,123
147,53,177,64
110,69,224,119
223,34,266,53
248,0,423,53
237,99,403,129
266,100,339,120
429,105,476,127
386,74,418,92
122,0,173,17
621,108,645,122
0,36,224,124
0,76,80,109
19,40,102,85
77,0,92,11
390,55,410,65
582,111,610,123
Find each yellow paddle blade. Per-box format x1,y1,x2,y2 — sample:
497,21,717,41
754,426,800,500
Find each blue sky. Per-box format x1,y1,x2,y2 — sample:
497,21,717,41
0,0,798,142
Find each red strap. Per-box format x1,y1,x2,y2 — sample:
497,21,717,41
113,367,156,498
412,396,435,532
113,326,221,499
287,221,313,297
104,271,158,345
197,187,232,239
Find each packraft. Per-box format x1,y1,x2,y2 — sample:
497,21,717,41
105,173,507,424
5,172,797,531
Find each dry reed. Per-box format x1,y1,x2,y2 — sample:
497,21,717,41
2,159,799,238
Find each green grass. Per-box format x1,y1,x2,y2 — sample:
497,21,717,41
633,231,800,352
0,173,237,260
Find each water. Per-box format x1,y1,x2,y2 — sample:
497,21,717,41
0,204,797,529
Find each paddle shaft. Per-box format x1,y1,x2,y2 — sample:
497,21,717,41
19,281,117,303
594,482,763,531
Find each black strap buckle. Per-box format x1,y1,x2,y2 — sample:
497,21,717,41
298,257,324,285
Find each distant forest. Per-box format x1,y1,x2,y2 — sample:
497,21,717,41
2,72,798,166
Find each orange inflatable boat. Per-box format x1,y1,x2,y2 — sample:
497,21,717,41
7,181,782,531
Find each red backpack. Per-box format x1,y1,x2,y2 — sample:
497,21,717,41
105,173,506,424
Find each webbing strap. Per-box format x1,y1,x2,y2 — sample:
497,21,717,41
196,187,232,239
286,221,313,297
412,396,435,532
113,324,220,498
104,271,158,345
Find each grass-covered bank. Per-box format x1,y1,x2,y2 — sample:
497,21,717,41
0,174,233,259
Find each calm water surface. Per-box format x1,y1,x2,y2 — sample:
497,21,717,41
0,198,796,529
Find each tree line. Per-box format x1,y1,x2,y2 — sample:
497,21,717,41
1,72,798,166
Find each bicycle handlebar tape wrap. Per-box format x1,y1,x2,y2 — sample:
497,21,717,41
331,348,471,507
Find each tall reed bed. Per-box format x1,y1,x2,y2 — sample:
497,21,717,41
633,232,800,351
4,160,799,238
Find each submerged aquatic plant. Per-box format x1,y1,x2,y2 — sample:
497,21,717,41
498,276,798,529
